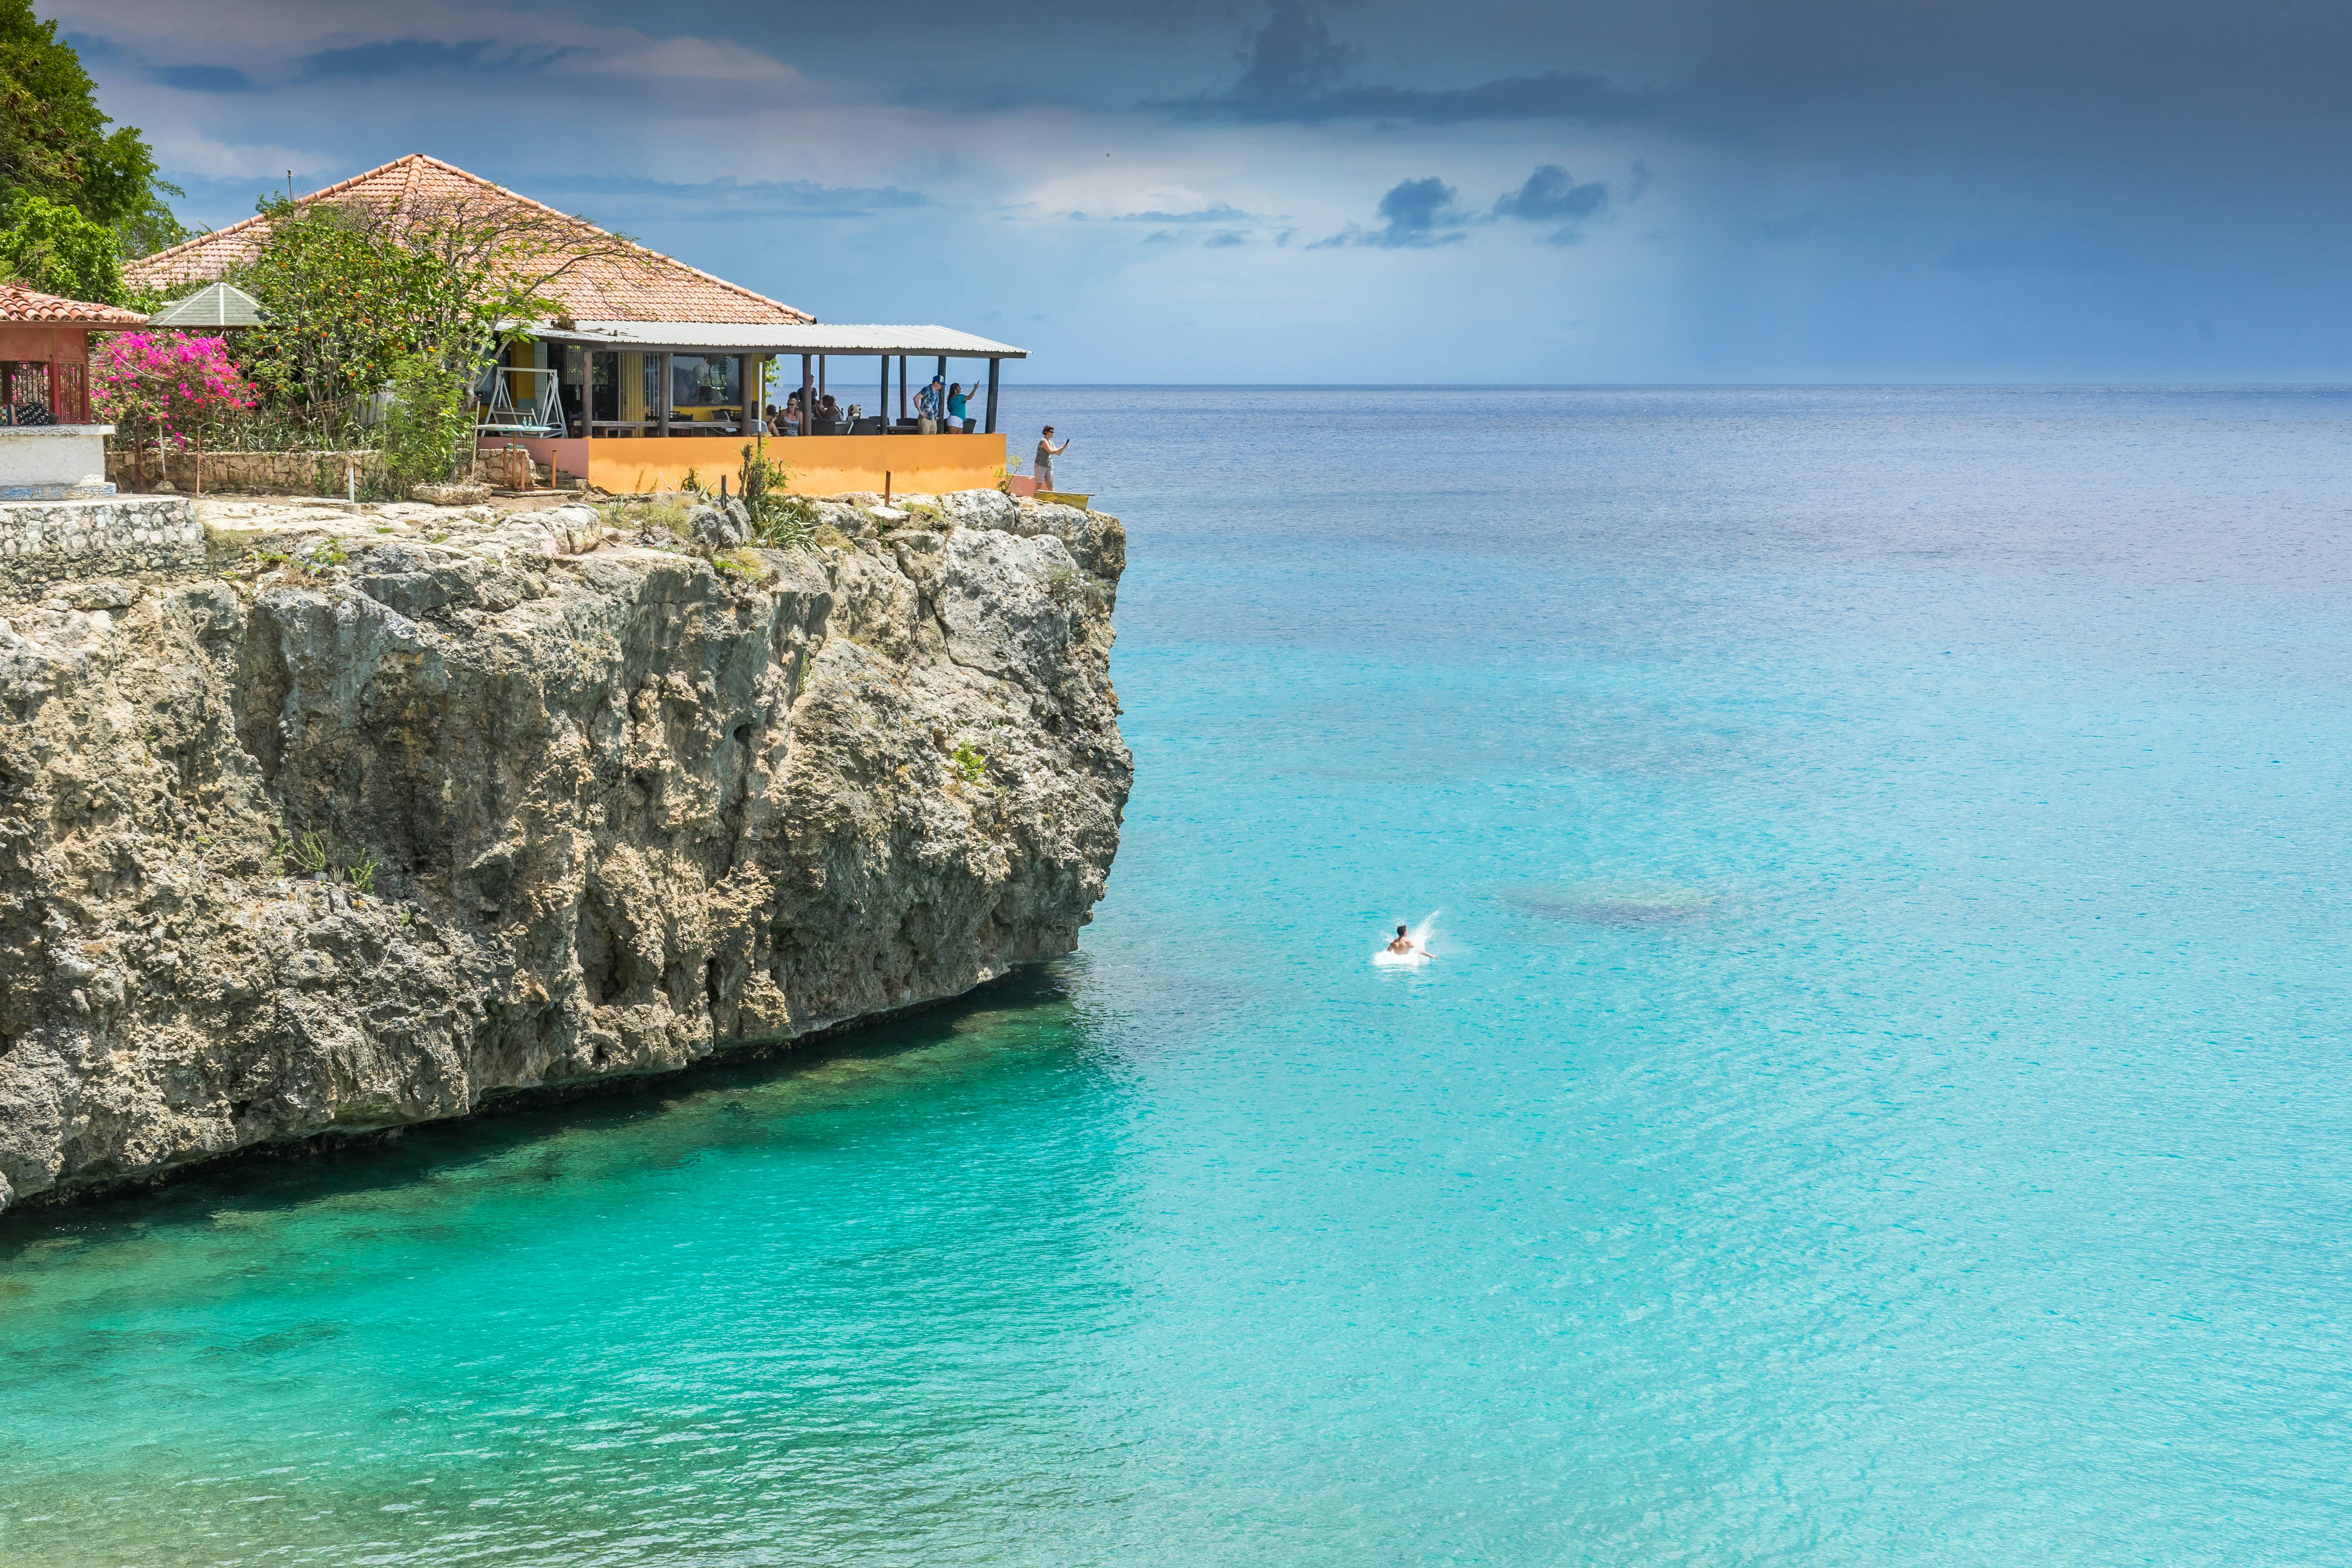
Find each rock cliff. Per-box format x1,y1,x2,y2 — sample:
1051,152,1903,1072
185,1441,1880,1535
0,489,1129,1212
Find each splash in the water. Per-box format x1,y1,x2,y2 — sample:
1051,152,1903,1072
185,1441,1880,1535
1372,912,1440,968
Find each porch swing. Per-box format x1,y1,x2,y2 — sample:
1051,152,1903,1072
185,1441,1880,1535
476,364,566,436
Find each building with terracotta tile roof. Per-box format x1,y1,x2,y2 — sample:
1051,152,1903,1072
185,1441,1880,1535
0,284,149,495
0,283,149,328
0,284,146,433
123,154,1031,497
125,154,810,326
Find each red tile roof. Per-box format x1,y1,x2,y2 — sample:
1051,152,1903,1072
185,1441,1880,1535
124,154,812,325
0,282,149,326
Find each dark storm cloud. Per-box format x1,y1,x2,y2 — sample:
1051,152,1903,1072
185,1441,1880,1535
1144,0,2352,148
1318,165,1616,248
1226,0,1356,103
1184,0,1656,124
1491,165,1608,244
1311,177,1469,249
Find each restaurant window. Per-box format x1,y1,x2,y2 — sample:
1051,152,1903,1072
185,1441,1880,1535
669,355,739,415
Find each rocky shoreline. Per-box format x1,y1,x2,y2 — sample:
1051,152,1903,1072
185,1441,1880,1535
0,488,1129,1213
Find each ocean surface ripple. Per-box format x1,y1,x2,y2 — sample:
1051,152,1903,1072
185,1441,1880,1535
4,386,2349,1565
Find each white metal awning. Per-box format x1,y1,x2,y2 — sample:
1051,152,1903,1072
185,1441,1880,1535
534,321,1026,358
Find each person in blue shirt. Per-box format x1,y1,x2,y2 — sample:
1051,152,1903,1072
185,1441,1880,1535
946,381,977,433
915,374,945,433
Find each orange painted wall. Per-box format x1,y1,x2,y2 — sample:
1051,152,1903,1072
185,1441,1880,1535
580,433,1007,497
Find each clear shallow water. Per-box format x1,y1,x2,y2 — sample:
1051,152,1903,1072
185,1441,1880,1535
6,387,2352,1565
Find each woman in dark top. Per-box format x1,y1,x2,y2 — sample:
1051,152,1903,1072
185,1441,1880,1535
1035,426,1069,492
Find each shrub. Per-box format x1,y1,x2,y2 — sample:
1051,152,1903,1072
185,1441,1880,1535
90,329,258,490
738,442,819,547
605,496,692,538
950,742,987,785
1044,564,1096,611
383,355,474,491
286,831,329,875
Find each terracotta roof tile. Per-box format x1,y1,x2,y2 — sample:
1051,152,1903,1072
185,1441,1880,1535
124,154,811,325
0,282,150,326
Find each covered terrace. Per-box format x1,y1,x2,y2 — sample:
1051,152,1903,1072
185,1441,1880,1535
480,321,1026,497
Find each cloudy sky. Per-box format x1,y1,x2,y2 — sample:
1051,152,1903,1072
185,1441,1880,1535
52,0,2352,382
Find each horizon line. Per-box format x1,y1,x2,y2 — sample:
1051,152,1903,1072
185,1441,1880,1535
985,381,2352,391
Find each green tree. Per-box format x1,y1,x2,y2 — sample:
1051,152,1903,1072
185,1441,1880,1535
233,186,643,433
234,198,439,411
0,0,183,264
0,189,120,299
382,355,475,490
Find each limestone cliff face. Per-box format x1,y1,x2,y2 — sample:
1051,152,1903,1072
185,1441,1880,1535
0,491,1129,1211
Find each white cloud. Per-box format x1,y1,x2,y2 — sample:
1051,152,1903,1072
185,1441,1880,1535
561,34,794,83
146,132,335,179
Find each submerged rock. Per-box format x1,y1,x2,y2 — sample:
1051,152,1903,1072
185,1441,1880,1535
0,491,1130,1211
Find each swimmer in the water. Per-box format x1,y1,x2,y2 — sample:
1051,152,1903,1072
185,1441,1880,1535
1386,924,1416,955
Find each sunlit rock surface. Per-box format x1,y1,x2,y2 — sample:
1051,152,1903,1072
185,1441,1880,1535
0,492,1129,1210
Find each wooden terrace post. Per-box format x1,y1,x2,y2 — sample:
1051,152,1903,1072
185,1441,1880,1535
659,352,673,437
879,355,888,428
985,358,1000,435
800,355,813,438
898,356,907,423
737,353,749,434
819,354,826,404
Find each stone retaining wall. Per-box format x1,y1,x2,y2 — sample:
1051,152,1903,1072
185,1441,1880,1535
0,497,202,595
105,448,381,497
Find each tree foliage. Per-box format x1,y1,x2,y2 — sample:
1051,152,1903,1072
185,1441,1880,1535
0,0,183,281
233,199,444,413
382,354,474,488
233,189,645,419
0,188,120,300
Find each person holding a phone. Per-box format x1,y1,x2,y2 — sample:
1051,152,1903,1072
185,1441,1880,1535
1036,426,1070,492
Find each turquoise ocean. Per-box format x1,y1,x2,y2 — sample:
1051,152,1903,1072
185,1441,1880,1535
4,386,2350,1565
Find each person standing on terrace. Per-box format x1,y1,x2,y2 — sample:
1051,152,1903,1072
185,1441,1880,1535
1036,426,1070,493
947,381,975,433
916,374,945,434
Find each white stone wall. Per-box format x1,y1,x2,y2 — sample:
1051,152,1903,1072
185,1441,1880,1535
0,497,202,595
0,425,114,499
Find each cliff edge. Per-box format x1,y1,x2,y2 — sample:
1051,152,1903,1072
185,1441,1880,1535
0,488,1130,1212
